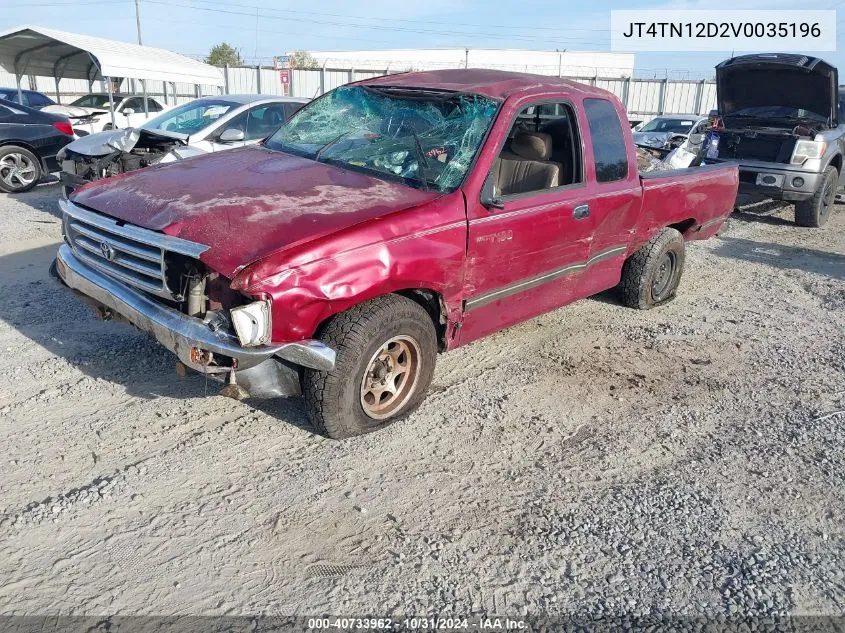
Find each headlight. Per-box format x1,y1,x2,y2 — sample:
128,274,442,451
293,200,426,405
230,299,272,347
791,140,826,165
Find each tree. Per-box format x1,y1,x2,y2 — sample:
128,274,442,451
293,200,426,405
288,50,319,69
206,43,242,67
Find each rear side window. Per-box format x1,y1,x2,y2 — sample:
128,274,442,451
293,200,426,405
0,91,21,104
27,92,53,107
583,98,629,183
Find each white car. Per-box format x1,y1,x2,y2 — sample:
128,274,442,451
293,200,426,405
59,94,309,194
43,93,168,135
631,115,709,152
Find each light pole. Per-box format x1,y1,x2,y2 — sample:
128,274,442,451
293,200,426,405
134,0,142,44
134,0,149,116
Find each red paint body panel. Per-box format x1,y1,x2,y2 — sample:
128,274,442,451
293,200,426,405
69,70,739,349
637,165,740,246
232,192,468,342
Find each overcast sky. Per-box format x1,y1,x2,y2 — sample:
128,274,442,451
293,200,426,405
5,0,844,79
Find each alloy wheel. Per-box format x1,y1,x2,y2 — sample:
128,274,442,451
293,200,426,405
360,335,422,420
0,153,37,190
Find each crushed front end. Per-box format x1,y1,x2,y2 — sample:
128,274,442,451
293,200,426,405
53,200,335,399
58,129,186,196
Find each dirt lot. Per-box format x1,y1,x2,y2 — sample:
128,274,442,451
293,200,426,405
0,182,843,618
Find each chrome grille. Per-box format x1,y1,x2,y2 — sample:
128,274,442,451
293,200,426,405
60,200,208,300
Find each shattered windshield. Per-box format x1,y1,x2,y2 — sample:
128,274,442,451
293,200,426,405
71,95,115,109
141,100,237,136
265,85,500,192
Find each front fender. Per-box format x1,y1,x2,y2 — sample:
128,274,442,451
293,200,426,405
231,194,468,343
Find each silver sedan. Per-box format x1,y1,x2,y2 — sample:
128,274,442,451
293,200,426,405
632,115,708,151
59,94,309,195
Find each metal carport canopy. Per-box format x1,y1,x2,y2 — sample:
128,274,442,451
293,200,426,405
0,25,224,86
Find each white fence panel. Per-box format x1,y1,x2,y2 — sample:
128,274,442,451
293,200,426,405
1,62,717,118
258,68,285,95
595,78,626,101
324,69,353,92
663,81,698,114
353,70,385,82
700,82,718,114
227,67,258,94
0,71,28,89
292,69,322,99
628,80,663,115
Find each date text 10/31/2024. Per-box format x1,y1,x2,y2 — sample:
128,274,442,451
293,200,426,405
307,617,527,630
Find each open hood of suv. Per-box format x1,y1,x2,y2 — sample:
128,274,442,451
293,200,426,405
715,54,838,125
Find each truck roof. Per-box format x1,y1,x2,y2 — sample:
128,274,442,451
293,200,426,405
355,68,615,101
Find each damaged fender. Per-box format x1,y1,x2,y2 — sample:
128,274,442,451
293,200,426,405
230,192,468,346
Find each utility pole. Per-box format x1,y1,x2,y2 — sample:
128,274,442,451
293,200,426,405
134,0,142,44
134,0,149,116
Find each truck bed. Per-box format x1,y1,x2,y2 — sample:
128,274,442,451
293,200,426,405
637,163,739,245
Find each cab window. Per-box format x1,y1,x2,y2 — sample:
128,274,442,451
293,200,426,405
583,98,629,183
490,101,583,197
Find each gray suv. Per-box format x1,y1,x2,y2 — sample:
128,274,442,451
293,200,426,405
712,53,843,227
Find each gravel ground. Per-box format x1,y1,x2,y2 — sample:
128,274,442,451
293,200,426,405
0,182,843,618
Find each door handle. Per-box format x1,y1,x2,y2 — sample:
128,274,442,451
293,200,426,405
573,204,590,220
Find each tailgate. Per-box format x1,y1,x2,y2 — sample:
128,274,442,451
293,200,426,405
637,163,739,245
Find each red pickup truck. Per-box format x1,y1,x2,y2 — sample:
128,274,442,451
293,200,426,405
54,70,738,439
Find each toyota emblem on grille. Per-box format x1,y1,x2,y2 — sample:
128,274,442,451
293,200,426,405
99,241,116,261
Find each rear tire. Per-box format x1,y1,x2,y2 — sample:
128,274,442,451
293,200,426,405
618,228,686,310
302,295,437,439
795,165,837,227
0,146,42,193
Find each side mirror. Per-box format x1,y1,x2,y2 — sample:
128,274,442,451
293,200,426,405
480,172,504,210
122,107,135,115
219,128,245,143
687,132,705,146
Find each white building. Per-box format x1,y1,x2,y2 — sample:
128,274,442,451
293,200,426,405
303,48,635,79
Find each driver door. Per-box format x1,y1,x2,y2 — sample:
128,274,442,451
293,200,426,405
459,101,596,344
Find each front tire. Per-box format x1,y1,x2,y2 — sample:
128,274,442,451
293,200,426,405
0,146,42,193
302,295,437,439
795,165,837,228
618,228,686,310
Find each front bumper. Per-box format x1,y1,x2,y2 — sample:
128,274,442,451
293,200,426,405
54,244,335,374
733,165,823,204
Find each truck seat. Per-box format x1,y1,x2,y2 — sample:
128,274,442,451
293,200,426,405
493,132,561,196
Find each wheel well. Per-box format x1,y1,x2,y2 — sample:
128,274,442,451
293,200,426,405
828,154,842,175
395,289,448,352
0,140,44,167
0,140,39,155
313,289,450,352
668,218,697,237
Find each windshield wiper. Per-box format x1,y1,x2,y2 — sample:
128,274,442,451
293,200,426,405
314,130,355,162
409,132,430,192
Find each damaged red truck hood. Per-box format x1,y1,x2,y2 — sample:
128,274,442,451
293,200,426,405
70,146,440,278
